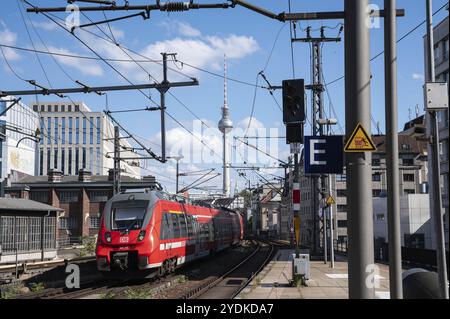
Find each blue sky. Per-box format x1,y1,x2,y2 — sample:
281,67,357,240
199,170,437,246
1,0,448,193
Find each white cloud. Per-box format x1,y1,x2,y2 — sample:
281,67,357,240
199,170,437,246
70,23,259,82
237,117,265,130
31,20,58,31
412,73,424,81
177,22,201,37
0,27,20,61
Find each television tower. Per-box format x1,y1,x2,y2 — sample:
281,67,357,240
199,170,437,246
218,54,233,197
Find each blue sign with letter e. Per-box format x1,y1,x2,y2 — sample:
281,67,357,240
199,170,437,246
304,136,344,174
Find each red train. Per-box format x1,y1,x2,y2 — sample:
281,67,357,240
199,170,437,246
96,189,244,275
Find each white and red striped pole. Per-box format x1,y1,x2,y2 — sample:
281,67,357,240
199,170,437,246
293,182,301,255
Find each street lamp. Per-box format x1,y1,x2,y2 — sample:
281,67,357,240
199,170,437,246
172,154,184,194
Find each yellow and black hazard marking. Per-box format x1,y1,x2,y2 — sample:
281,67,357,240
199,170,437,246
344,123,376,152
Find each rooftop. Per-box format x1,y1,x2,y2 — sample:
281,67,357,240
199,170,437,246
0,198,63,212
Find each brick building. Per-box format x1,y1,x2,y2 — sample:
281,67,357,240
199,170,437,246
4,169,160,245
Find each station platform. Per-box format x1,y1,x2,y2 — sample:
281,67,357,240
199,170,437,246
236,249,391,299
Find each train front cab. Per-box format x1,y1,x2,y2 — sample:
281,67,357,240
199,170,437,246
96,192,158,273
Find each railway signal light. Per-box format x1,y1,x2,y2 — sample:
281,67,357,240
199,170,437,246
282,79,305,124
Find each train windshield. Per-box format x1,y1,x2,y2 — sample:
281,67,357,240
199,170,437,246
111,200,149,230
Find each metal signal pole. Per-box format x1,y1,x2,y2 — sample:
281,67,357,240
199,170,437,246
345,0,375,299
425,0,449,299
113,125,121,195
291,27,341,257
384,0,403,299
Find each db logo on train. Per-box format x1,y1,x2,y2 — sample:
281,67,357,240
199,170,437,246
119,236,129,243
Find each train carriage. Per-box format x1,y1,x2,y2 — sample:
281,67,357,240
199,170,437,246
96,189,244,275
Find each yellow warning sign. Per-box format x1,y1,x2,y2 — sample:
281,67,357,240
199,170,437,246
326,195,335,205
294,216,300,245
344,123,377,152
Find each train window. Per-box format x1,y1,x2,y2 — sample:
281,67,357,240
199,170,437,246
160,213,173,240
186,215,194,237
171,213,181,238
111,200,149,230
179,214,188,238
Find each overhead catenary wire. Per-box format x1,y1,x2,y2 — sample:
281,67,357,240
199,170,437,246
19,1,288,187
325,1,449,86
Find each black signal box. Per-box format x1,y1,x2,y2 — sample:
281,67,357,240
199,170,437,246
282,79,305,124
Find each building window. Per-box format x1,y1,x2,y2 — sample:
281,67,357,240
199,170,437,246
54,148,58,169
376,214,385,221
61,148,65,174
336,174,346,182
68,117,72,145
59,191,79,203
59,217,78,230
68,105,72,112
61,117,66,145
30,191,48,203
96,147,101,175
404,189,416,195
90,117,94,144
40,117,44,145
47,105,51,112
89,190,109,202
54,118,59,144
439,140,448,162
337,190,347,197
401,144,411,151
47,117,51,144
337,220,347,228
403,174,415,182
39,149,44,175
337,205,347,212
82,147,86,169
443,38,449,60
89,217,100,229
75,117,79,144
372,157,380,166
96,117,101,144
82,117,87,145
402,157,414,166
75,148,79,173
68,148,73,175
89,147,93,173
434,43,441,62
372,173,381,181
47,148,51,172
75,105,79,112
373,189,382,197
61,105,65,112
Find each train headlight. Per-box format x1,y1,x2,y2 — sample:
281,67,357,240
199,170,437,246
138,230,146,242
105,232,112,243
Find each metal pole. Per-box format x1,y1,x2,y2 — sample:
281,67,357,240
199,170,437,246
425,0,449,300
345,0,375,299
323,205,328,264
384,0,403,299
294,152,300,257
176,159,179,194
329,174,335,268
113,126,120,195
160,53,168,162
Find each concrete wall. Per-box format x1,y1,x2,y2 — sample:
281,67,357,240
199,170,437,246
373,194,433,249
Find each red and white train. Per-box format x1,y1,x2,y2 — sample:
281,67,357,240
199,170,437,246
96,189,244,275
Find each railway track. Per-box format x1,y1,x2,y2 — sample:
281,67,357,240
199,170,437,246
179,240,276,299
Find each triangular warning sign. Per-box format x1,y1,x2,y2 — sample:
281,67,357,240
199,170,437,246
344,123,377,152
326,195,335,205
